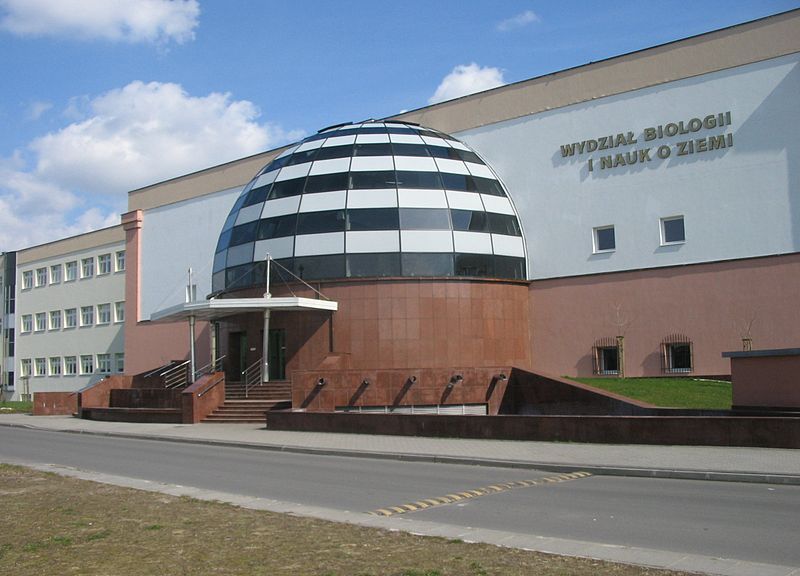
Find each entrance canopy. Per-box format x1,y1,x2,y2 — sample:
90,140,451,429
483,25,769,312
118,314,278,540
149,296,338,324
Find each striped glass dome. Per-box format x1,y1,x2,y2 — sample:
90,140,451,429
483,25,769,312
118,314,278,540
212,121,526,292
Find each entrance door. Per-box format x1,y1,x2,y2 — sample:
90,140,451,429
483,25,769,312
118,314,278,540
228,331,247,382
267,328,286,380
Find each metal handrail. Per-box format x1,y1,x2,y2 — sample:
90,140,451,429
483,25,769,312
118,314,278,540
162,360,191,389
241,358,263,398
197,373,225,398
141,361,177,379
193,355,226,380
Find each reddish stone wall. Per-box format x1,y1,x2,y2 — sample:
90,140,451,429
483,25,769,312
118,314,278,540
181,372,226,424
292,366,512,414
79,375,133,410
530,254,800,378
729,351,800,409
33,392,78,415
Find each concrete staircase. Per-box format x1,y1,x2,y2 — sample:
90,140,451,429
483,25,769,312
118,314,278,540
203,381,291,423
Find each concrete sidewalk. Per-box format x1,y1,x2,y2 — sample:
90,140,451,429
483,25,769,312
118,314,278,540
1,413,799,484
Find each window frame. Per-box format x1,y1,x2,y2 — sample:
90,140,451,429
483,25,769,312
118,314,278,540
21,314,33,333
97,303,111,325
115,250,126,272
98,253,112,275
660,215,686,246
22,270,33,289
96,353,112,374
35,267,47,287
592,225,616,254
50,264,62,284
64,308,77,329
49,356,62,376
34,357,47,376
80,355,94,375
64,356,77,376
114,302,125,323
34,312,47,332
65,261,78,282
49,310,62,330
81,257,94,278
80,306,94,327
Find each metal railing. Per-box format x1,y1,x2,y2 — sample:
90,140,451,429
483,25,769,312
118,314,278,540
197,373,225,398
193,355,226,381
162,360,191,389
241,358,263,398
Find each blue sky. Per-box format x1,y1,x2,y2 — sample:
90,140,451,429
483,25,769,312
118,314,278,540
1,0,798,251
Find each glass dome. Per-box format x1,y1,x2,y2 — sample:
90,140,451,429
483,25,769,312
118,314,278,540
212,121,526,292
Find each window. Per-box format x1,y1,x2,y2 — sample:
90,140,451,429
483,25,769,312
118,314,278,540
97,303,111,325
34,357,46,376
64,308,77,329
22,270,33,289
80,355,94,374
80,306,94,326
593,225,616,253
49,357,62,376
257,214,298,240
296,210,346,235
50,264,62,284
592,337,620,375
661,334,693,373
20,359,32,377
115,250,126,272
35,312,46,332
64,356,77,376
49,310,62,330
21,314,33,333
115,353,125,373
97,353,112,374
98,253,112,275
114,302,125,323
81,257,94,278
36,268,47,286
347,208,399,231
399,208,451,230
661,216,685,245
65,261,78,281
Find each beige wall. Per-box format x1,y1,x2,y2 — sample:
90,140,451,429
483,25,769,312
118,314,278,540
17,225,124,265
530,253,800,378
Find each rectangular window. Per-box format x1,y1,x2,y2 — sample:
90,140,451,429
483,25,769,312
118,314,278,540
36,267,47,287
22,270,33,289
49,357,62,376
80,355,94,375
35,312,47,332
98,253,112,275
593,225,616,253
20,358,32,377
96,353,112,374
34,357,46,376
116,250,126,272
49,310,62,330
97,303,111,324
64,308,77,328
661,216,685,245
80,306,94,326
114,301,125,323
665,343,693,373
50,264,62,284
21,314,33,333
64,356,77,376
81,257,94,278
115,353,125,373
65,261,78,281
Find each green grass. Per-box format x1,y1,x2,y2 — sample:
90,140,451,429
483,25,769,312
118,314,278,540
571,377,731,409
0,401,33,414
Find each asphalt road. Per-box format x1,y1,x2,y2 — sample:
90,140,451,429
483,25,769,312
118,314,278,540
2,426,798,568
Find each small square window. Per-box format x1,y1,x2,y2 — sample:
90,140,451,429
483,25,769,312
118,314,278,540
661,216,685,245
593,226,615,253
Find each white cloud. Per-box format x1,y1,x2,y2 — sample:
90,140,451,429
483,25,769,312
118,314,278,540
27,100,52,120
428,63,506,105
0,81,303,251
496,9,540,32
0,0,200,44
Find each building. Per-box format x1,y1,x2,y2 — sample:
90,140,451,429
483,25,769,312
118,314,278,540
0,251,15,400
12,226,126,401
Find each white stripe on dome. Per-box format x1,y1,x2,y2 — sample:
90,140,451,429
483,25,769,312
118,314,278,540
322,135,356,147
254,237,294,260
448,140,471,151
295,232,344,256
276,145,299,159
309,157,351,175
346,231,400,253
261,196,301,218
465,162,495,179
481,195,515,215
421,136,450,147
227,243,254,266
252,169,278,189
446,190,485,211
398,189,448,209
299,190,347,213
491,234,525,257
453,231,493,255
350,156,395,171
394,156,438,172
389,133,425,144
346,188,398,209
434,158,470,175
274,162,311,182
355,133,391,144
295,139,326,152
234,203,263,226
400,231,454,253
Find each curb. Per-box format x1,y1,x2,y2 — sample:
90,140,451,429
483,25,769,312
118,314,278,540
3,421,799,486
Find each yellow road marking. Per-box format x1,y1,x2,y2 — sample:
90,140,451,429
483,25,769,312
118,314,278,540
368,471,592,516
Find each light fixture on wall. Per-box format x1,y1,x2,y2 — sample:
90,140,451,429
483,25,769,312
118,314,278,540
447,374,463,389
316,378,326,387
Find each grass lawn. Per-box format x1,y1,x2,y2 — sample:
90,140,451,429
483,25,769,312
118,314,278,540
0,464,692,576
0,401,32,414
570,377,731,409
